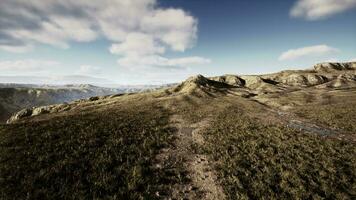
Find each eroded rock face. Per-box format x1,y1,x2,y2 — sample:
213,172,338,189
6,108,33,123
239,76,264,88
282,74,308,86
314,62,356,72
185,75,210,86
280,74,328,86
32,106,52,116
6,94,123,123
6,104,71,123
306,74,328,85
7,62,356,123
339,73,356,81
210,75,245,87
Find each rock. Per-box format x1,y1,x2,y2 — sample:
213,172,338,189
186,75,210,86
314,62,356,72
239,75,264,88
32,106,52,116
339,73,356,81
6,103,73,123
306,74,328,85
282,74,308,86
88,96,100,101
6,108,33,123
210,75,245,87
281,74,327,86
316,73,356,88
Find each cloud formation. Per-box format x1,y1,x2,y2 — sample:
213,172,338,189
290,0,356,20
278,45,339,61
0,0,209,69
0,59,59,71
117,55,211,70
78,65,102,75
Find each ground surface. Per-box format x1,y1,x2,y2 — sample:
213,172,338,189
1,62,355,199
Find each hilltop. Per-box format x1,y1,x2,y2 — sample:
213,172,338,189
0,84,168,123
1,62,355,199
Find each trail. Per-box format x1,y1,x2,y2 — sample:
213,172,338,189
249,97,355,142
155,111,226,199
264,107,356,142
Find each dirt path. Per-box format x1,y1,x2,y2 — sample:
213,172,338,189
260,107,356,142
275,110,356,142
155,112,226,200
249,98,355,142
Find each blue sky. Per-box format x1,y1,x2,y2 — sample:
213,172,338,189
0,0,355,85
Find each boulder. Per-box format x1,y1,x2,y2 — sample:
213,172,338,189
6,108,33,123
32,106,52,116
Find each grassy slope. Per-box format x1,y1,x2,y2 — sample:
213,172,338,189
177,96,356,199
270,87,356,134
294,103,356,134
0,90,355,199
0,95,181,199
292,89,356,134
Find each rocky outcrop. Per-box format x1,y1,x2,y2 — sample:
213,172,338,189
170,74,244,96
6,62,356,123
171,75,212,95
281,74,328,86
0,86,129,123
314,62,356,72
5,93,129,123
210,75,245,87
316,73,356,88
6,104,72,123
6,108,33,123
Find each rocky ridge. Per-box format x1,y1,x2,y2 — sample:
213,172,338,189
7,62,356,123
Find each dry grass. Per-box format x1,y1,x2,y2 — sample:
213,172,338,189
204,105,355,199
1,84,355,199
0,97,185,199
176,95,356,199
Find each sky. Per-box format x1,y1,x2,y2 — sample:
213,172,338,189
0,0,355,85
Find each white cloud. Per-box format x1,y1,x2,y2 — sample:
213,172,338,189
0,75,113,85
0,0,197,53
349,58,356,62
110,33,165,56
290,0,356,20
324,58,339,62
141,8,198,51
0,0,210,73
0,44,34,53
77,65,102,75
278,44,339,61
0,59,59,71
117,55,211,70
166,57,211,66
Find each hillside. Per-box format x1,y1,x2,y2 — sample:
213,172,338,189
0,84,166,123
0,62,355,199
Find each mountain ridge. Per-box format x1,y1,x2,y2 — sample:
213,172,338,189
7,61,356,123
